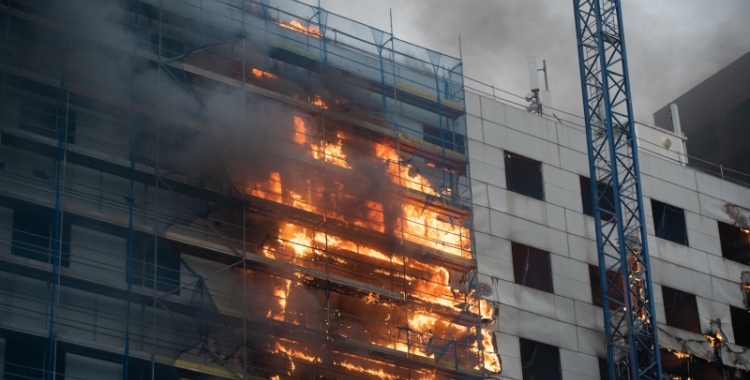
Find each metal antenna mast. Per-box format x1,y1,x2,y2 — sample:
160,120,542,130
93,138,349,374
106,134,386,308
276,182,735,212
572,1,662,379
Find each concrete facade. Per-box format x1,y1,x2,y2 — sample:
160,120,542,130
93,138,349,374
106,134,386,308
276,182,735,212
468,90,750,379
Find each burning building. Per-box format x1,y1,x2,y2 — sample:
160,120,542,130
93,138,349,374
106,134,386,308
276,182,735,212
0,0,499,379
3,0,750,379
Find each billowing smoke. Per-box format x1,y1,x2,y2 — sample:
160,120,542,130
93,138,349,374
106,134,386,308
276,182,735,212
318,0,750,124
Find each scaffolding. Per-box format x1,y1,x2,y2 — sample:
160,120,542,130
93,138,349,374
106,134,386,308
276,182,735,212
0,0,499,379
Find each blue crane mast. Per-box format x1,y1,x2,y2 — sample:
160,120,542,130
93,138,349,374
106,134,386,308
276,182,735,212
572,1,663,379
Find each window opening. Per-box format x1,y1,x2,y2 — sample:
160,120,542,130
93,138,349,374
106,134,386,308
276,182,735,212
131,234,181,294
652,199,689,246
11,205,70,266
520,338,561,380
505,152,544,201
730,306,750,348
512,242,553,293
662,286,700,334
718,221,750,266
580,176,616,220
588,264,625,311
423,123,465,154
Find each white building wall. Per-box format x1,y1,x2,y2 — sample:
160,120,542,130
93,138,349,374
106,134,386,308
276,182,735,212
466,90,750,379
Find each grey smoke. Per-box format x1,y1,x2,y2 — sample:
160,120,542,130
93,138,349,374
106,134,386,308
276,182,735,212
314,0,750,125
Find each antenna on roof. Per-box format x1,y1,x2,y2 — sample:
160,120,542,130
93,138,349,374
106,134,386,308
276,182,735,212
526,56,542,114
526,56,553,115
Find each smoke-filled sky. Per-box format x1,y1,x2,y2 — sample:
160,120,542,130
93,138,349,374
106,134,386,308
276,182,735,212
305,0,750,125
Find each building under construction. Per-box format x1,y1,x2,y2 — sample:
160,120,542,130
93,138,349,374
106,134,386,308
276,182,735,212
0,0,499,379
2,0,750,380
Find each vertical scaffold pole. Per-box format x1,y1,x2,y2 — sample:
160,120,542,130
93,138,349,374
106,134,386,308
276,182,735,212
572,1,662,379
124,1,141,378
46,64,68,380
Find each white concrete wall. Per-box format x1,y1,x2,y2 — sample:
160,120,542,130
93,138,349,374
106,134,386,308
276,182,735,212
466,90,750,379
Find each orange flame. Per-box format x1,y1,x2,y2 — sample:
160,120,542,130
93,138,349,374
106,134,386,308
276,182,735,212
308,95,328,109
476,328,502,372
267,279,292,321
270,339,322,374
248,172,282,203
277,19,321,38
374,143,440,197
336,361,405,380
250,68,278,80
294,116,351,169
311,133,351,169
400,204,471,259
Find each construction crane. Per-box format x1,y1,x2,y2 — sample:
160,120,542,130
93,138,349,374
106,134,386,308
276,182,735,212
572,1,663,379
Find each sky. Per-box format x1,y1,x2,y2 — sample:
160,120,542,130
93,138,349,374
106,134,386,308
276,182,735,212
302,0,750,125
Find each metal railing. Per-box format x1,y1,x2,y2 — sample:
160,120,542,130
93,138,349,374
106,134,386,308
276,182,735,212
462,76,750,188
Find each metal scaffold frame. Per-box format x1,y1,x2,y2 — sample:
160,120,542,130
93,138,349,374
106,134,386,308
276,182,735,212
0,0,499,379
573,0,662,379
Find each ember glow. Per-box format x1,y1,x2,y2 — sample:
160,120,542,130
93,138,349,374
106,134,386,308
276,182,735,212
277,19,321,38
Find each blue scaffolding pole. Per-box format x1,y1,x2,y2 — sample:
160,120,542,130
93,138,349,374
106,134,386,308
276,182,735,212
123,1,141,378
573,1,662,379
46,66,69,380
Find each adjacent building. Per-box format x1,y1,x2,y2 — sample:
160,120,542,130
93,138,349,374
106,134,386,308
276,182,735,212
653,51,750,182
469,88,750,379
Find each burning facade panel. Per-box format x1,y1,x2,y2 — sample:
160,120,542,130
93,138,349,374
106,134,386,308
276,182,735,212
0,0,499,379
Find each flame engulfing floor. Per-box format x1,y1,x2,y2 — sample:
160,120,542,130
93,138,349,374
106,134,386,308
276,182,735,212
237,113,500,378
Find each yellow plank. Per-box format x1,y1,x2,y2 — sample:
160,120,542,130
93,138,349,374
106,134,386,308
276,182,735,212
396,82,464,110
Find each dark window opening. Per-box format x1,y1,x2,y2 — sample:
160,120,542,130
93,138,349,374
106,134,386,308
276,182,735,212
589,264,625,311
686,122,719,158
131,234,181,294
580,176,616,220
19,98,76,144
512,242,553,293
598,358,609,380
11,205,70,266
519,338,561,380
728,98,750,138
718,221,750,266
5,335,47,380
652,199,689,246
730,306,750,348
662,286,701,334
505,152,544,201
423,124,465,154
661,347,750,380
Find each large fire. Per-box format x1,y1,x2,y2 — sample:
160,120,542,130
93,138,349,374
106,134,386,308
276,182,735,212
238,112,500,377
254,220,501,374
276,19,322,38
